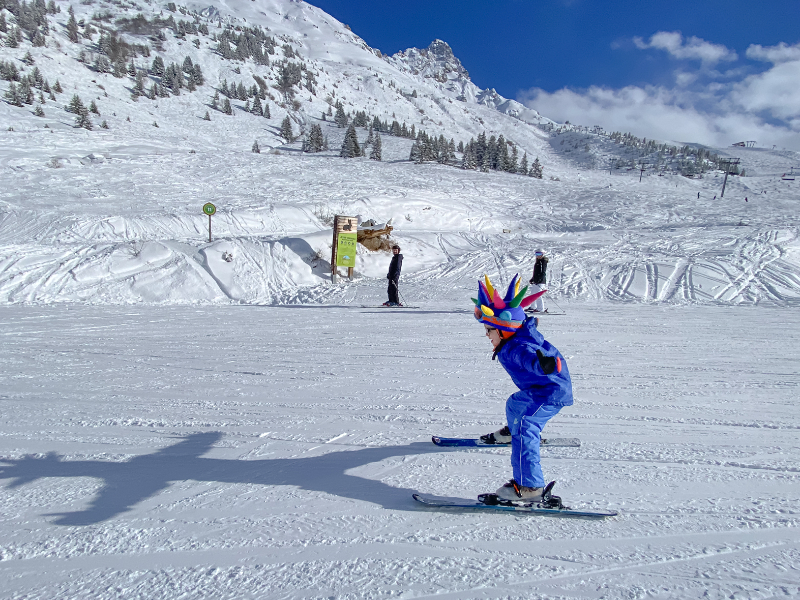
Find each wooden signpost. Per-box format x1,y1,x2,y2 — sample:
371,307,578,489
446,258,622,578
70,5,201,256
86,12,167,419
331,215,357,283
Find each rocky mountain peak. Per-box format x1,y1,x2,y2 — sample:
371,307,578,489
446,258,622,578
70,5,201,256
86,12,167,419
390,39,470,87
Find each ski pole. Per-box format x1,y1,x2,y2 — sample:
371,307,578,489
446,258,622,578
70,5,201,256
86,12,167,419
549,297,566,314
392,280,409,306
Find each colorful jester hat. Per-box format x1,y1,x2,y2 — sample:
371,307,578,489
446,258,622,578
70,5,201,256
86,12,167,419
472,274,546,333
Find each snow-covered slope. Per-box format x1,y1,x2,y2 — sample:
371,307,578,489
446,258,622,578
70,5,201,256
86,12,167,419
0,0,798,306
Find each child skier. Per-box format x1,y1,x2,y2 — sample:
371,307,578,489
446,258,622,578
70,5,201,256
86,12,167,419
472,274,573,502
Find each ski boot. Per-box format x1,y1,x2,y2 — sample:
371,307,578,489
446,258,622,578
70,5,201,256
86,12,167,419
480,425,512,445
480,481,564,508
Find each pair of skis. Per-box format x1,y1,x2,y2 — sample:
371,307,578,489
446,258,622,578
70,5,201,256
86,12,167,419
414,434,617,518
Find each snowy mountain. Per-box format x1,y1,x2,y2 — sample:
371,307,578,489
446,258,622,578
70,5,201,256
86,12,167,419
0,0,798,306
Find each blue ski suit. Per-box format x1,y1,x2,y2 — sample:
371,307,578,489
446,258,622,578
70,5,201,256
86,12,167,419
494,317,573,488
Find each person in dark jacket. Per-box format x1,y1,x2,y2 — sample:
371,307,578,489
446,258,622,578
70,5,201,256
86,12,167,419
473,274,570,502
384,245,403,306
528,249,548,312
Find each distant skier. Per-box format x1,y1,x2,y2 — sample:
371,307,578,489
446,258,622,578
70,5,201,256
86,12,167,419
527,249,548,312
697,192,700,199
384,244,403,306
473,274,572,502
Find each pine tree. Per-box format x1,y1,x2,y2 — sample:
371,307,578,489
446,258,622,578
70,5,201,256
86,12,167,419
67,94,85,114
203,111,211,121
66,6,79,42
4,82,22,107
151,56,165,77
495,135,507,171
509,145,518,173
334,103,347,128
251,95,263,116
475,132,487,166
6,27,19,48
0,13,6,34
75,110,92,130
340,124,360,158
53,80,62,94
263,101,271,119
100,120,109,129
529,157,543,179
280,116,294,141
519,152,528,175
252,140,260,153
421,136,436,162
90,100,99,115
223,98,232,115
409,141,421,163
369,132,382,161
481,151,491,173
461,142,478,170
18,80,33,105
304,123,323,153
191,64,204,86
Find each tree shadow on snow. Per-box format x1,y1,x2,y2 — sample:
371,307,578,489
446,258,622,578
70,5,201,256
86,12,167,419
0,432,449,526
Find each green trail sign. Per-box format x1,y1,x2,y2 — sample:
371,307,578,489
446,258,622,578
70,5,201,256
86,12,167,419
336,232,357,268
331,215,358,283
202,203,216,242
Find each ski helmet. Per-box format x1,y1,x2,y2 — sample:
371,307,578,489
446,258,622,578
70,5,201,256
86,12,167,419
472,274,545,335
535,249,544,257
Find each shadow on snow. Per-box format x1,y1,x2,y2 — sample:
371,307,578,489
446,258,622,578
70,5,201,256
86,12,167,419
0,432,446,526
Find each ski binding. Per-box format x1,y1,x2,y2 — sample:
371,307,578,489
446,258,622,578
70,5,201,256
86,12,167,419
413,481,617,518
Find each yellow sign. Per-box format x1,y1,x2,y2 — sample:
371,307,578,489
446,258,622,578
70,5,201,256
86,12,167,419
336,232,357,267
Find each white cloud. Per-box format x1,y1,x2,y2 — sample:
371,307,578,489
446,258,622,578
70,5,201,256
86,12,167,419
733,59,800,120
734,42,800,121
517,40,800,150
633,31,737,66
747,42,800,64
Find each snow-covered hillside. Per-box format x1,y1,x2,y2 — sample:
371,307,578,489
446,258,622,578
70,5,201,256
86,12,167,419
0,0,798,308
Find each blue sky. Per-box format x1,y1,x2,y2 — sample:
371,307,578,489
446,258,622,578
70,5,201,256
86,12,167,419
307,0,800,149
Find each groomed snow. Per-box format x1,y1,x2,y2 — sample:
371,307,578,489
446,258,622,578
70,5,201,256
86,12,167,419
0,304,798,598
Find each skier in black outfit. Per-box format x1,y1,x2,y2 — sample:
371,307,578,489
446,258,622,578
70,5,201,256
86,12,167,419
384,245,403,306
528,249,548,312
